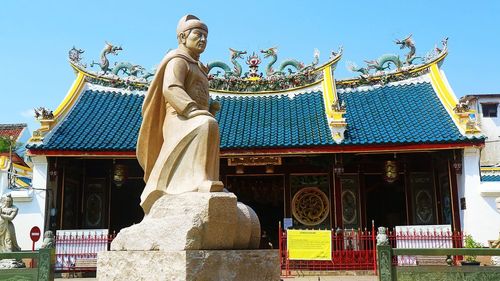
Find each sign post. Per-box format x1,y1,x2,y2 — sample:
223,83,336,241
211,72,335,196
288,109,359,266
29,226,41,268
30,226,41,251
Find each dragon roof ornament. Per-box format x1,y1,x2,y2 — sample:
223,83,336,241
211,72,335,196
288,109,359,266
340,36,449,88
68,43,154,91
66,36,448,92
207,47,342,93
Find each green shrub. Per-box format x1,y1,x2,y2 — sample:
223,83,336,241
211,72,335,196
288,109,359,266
464,234,483,262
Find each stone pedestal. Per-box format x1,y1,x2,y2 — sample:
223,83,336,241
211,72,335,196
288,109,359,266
111,192,260,251
97,249,279,281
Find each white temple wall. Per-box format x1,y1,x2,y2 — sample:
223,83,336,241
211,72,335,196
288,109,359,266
459,147,500,245
470,96,500,166
9,156,48,250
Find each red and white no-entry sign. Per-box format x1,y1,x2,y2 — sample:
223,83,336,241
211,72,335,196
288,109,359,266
30,226,41,242
30,226,41,251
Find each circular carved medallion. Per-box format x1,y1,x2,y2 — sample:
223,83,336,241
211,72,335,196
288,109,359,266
292,187,330,226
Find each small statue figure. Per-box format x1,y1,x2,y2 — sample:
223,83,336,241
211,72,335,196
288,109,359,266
0,194,20,253
41,231,55,249
0,194,25,269
376,226,389,246
490,233,500,266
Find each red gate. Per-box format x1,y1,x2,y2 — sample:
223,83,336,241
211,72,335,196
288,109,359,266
279,224,377,274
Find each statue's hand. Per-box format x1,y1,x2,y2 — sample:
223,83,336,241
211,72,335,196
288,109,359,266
186,109,213,119
209,101,221,115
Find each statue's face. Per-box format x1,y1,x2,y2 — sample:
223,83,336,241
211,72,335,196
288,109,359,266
183,28,207,55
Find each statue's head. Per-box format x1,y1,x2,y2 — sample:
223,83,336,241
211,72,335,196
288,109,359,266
176,15,208,56
1,194,13,207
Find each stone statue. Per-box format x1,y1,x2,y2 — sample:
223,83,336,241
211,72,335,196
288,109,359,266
111,15,260,252
41,231,55,249
100,15,278,281
137,14,223,214
0,194,25,269
0,194,20,253
376,226,389,246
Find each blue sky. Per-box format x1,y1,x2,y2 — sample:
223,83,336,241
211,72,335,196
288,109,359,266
1,1,499,131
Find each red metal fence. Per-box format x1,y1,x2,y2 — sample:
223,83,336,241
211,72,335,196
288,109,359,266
55,231,115,272
279,226,464,275
279,225,377,273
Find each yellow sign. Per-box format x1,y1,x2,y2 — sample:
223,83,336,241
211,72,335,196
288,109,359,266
287,229,332,260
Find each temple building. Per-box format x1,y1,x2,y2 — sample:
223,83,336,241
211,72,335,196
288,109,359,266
456,93,500,243
0,123,36,249
25,36,497,249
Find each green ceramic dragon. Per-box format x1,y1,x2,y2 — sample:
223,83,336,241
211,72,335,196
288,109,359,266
90,42,122,74
395,34,421,65
348,35,422,75
112,62,145,77
208,48,247,77
260,47,304,76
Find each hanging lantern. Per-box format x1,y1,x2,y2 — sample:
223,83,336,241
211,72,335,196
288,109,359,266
265,164,274,174
48,161,58,181
452,151,463,175
384,160,398,183
235,165,245,174
333,155,344,174
113,163,128,187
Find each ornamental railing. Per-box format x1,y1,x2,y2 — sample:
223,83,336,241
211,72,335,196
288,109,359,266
0,249,55,281
279,225,464,276
377,246,500,281
55,230,115,272
279,225,377,274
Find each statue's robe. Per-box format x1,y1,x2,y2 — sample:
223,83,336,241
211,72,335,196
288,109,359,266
137,48,220,214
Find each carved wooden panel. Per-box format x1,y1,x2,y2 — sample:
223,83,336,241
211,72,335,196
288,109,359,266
340,176,360,229
410,172,436,225
290,174,331,229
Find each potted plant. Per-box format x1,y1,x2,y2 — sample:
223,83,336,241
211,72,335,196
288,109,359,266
461,235,482,266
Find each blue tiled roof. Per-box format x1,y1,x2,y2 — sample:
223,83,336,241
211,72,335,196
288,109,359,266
482,175,500,182
339,82,469,145
30,90,143,151
215,93,334,149
29,81,480,152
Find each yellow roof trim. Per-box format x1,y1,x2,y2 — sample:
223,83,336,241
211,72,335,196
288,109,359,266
53,71,86,119
69,62,149,89
13,163,32,173
481,167,500,171
428,63,471,135
15,178,30,188
337,50,448,86
322,65,335,118
0,156,8,170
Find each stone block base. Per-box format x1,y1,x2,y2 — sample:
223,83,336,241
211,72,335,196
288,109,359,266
97,249,279,281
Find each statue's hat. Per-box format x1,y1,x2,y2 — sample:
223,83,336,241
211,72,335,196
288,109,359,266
176,15,208,34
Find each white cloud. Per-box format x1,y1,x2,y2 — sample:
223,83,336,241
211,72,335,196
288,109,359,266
20,109,34,118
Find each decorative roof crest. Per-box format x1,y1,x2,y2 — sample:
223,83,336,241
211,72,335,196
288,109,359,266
68,43,155,90
207,47,342,93
347,35,448,77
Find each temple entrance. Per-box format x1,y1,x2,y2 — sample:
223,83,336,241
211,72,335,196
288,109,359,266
364,174,407,228
109,178,144,233
109,160,145,233
225,175,284,249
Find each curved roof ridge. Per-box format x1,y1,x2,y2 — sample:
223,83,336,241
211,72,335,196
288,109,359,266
337,74,431,94
210,83,322,99
87,83,146,96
